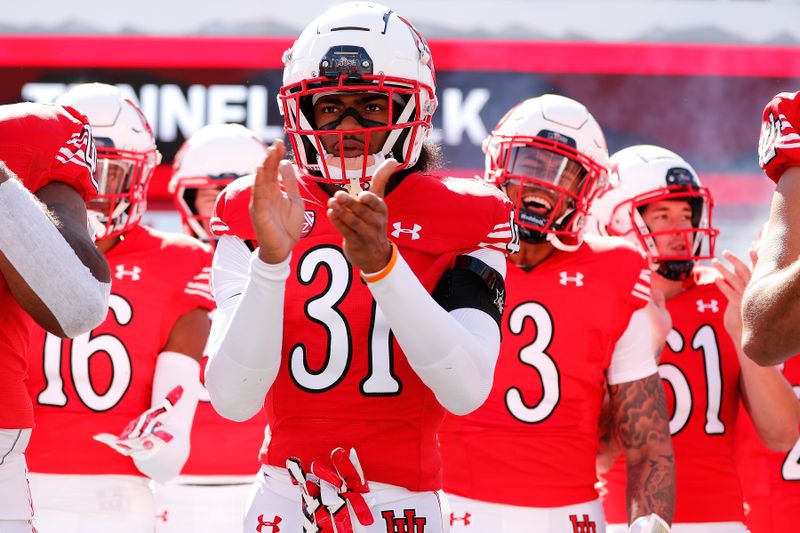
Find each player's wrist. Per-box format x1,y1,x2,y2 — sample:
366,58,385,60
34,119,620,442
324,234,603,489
362,242,397,283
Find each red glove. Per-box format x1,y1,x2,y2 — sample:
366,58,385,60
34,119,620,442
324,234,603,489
759,91,800,184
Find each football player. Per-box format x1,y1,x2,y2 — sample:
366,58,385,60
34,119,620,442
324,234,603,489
592,145,800,532
438,95,675,532
24,83,214,533
0,102,110,533
736,226,800,533
204,2,517,531
153,123,270,533
743,91,800,365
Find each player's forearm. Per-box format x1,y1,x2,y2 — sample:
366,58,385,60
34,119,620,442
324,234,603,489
739,356,800,451
366,250,500,416
205,253,288,421
610,374,675,524
0,173,109,337
742,264,800,365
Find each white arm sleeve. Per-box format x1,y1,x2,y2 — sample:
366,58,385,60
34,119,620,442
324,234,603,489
0,175,109,337
204,235,287,422
366,248,505,415
133,351,200,483
606,308,660,386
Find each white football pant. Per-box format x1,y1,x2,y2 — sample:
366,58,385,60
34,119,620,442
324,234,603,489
447,492,606,533
247,465,449,532
27,473,153,533
607,522,746,533
0,429,36,533
153,475,255,533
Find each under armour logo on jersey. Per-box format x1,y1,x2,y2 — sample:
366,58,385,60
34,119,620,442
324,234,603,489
381,509,427,533
569,514,597,533
449,512,471,526
155,510,168,523
696,299,720,313
256,515,282,533
391,222,422,240
301,211,316,238
559,271,584,287
115,265,142,281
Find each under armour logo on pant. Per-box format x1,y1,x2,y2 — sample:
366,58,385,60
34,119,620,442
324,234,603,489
382,509,427,532
569,514,597,533
450,512,471,526
256,514,282,533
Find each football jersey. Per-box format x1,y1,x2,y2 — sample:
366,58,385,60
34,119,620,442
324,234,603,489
736,358,800,533
25,225,213,475
438,234,652,507
0,102,97,430
601,266,744,523
212,171,515,491
180,356,268,477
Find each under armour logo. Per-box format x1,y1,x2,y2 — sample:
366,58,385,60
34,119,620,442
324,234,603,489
559,271,584,287
256,515,282,533
155,510,168,523
391,222,422,240
696,299,719,313
569,514,597,533
382,509,427,533
449,512,471,526
115,264,142,281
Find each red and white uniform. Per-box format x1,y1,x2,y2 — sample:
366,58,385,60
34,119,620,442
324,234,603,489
211,171,513,492
0,102,97,431
759,90,800,184
438,235,651,531
602,267,745,527
153,362,268,533
25,225,213,476
736,358,800,533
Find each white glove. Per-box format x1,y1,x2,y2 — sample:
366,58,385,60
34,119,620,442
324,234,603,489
93,386,183,459
629,514,670,533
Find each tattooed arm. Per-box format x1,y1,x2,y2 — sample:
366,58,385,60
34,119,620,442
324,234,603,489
609,373,675,525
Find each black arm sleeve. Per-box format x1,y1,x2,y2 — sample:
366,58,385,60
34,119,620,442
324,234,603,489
431,255,505,327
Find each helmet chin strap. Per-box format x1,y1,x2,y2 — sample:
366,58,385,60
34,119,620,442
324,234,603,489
656,260,694,281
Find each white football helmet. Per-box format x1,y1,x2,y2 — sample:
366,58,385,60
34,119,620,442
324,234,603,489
590,144,718,280
56,83,160,240
170,123,267,243
279,1,437,189
484,94,609,251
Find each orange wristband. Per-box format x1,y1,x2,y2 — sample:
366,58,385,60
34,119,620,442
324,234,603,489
362,242,398,283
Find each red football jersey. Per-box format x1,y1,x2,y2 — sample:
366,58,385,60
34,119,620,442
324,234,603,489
212,171,515,491
25,225,213,476
0,102,97,429
181,356,269,477
602,266,744,523
736,358,800,533
759,91,800,184
439,235,651,507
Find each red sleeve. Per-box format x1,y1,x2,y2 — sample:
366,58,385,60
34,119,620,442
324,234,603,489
209,174,257,241
0,103,97,199
174,248,215,316
758,91,800,184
